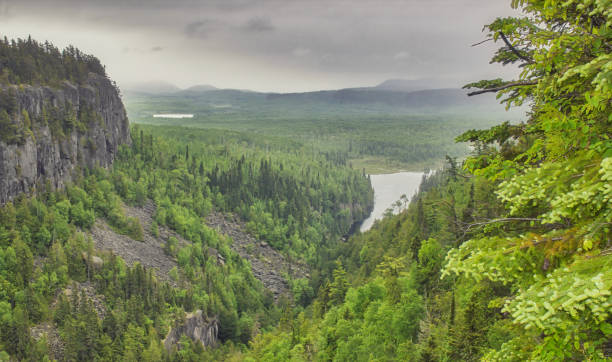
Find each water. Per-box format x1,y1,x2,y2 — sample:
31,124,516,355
153,114,194,118
360,172,424,232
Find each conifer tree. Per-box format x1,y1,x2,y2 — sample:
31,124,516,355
445,0,612,359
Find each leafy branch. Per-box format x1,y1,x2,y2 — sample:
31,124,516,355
466,80,538,96
499,31,534,65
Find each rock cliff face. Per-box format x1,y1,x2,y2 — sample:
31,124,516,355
0,73,130,203
164,310,219,351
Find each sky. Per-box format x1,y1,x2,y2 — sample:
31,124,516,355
0,0,521,92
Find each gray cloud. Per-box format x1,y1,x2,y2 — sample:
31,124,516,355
292,47,311,57
184,20,220,38
2,0,520,92
0,0,11,19
242,17,275,32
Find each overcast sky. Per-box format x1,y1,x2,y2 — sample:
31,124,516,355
0,0,520,92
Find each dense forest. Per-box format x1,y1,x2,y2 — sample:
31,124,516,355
123,125,372,264
0,36,106,86
0,38,373,359
125,84,518,174
0,122,373,360
229,0,612,360
1,0,611,360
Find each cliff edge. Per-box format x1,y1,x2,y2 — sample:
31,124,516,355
0,73,130,203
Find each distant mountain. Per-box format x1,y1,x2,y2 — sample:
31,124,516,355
125,80,505,115
265,87,494,109
375,78,453,92
123,80,181,94
183,84,218,93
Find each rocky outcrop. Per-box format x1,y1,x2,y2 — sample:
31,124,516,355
0,73,130,203
91,200,226,287
164,310,218,351
62,281,108,319
91,217,179,285
30,322,64,361
206,212,310,300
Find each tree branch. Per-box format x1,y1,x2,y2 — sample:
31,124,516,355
504,237,564,254
499,31,534,64
471,38,493,47
464,217,541,232
467,80,538,96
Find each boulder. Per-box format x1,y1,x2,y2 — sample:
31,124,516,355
164,310,218,351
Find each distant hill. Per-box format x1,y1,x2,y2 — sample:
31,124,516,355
124,79,484,110
375,78,453,92
124,79,512,119
265,87,495,109
182,84,218,93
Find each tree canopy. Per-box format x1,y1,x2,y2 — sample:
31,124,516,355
448,0,612,359
238,1,612,360
0,35,106,86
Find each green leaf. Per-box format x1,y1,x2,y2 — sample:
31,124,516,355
600,323,612,336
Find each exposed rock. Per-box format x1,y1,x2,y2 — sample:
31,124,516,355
164,310,218,351
0,73,130,204
123,199,191,251
91,217,178,285
30,322,64,361
90,200,232,287
81,252,104,268
90,198,308,301
90,200,195,286
33,281,105,360
62,281,107,319
91,255,104,268
206,212,310,301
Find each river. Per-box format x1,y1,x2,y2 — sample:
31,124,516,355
360,172,424,232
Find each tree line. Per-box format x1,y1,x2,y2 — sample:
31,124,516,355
0,36,106,86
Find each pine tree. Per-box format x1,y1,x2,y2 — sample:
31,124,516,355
445,2,612,358
327,261,349,307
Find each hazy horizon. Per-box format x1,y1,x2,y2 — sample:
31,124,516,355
1,0,521,92
121,77,480,94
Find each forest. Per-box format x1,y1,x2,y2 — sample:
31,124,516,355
227,0,612,360
124,86,521,173
0,0,611,360
0,118,373,359
0,36,106,86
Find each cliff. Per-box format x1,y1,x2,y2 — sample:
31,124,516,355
164,310,219,351
0,73,130,203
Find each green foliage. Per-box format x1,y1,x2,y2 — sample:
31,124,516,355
0,37,112,146
241,166,486,361
2,1,608,359
0,36,106,86
125,90,522,173
290,278,315,308
445,0,612,359
124,125,373,263
240,2,611,359
0,117,374,360
327,261,349,308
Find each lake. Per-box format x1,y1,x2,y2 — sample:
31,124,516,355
153,114,194,119
360,171,424,232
